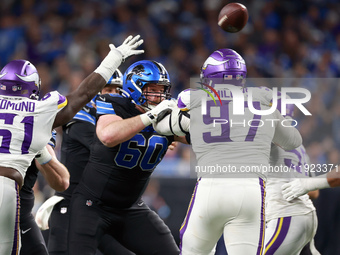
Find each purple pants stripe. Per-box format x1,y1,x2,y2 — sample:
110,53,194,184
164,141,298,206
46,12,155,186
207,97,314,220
264,217,292,255
256,178,266,255
11,183,20,255
179,178,201,253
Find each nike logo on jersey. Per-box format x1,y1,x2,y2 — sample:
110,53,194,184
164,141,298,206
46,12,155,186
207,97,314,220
21,228,32,234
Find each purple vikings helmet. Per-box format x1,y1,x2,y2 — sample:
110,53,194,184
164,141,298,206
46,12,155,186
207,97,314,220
0,60,41,99
200,49,247,87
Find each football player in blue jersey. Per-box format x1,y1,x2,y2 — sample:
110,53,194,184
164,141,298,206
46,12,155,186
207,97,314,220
0,34,143,254
39,70,135,255
67,60,189,255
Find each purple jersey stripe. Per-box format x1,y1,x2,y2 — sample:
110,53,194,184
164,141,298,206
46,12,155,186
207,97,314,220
264,217,281,249
256,178,266,255
179,178,201,253
264,217,292,255
11,183,20,255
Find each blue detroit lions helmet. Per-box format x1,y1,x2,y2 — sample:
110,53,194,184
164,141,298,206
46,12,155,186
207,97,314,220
107,69,123,87
122,60,171,106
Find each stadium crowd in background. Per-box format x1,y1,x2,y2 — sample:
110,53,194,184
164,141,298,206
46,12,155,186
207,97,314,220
1,0,340,254
1,0,339,178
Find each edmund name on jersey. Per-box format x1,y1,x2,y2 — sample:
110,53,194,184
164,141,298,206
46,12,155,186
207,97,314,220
0,98,35,112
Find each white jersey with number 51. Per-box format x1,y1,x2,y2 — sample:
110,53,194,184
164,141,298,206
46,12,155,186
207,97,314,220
0,91,67,178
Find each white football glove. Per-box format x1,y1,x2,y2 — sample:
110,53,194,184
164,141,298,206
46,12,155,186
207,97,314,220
140,99,177,126
94,35,144,82
153,107,190,136
112,35,144,61
35,196,64,230
282,177,330,202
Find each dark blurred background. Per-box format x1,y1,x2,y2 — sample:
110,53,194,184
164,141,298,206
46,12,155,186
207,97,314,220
1,0,339,254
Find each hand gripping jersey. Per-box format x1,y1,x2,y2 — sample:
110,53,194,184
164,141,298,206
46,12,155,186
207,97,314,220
0,91,67,178
77,94,174,208
266,144,316,221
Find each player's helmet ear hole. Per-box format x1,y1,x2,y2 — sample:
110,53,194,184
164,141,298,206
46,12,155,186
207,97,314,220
128,88,134,93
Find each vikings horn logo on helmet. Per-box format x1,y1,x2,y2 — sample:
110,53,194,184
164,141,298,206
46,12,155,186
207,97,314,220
16,72,40,86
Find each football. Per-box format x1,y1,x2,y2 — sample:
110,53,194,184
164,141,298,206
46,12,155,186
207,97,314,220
218,3,249,33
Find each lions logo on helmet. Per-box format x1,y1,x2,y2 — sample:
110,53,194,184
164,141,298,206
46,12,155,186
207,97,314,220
0,59,41,99
122,60,171,108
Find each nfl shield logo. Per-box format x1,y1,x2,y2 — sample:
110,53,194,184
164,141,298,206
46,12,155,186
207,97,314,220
86,200,93,206
60,207,67,214
12,86,17,91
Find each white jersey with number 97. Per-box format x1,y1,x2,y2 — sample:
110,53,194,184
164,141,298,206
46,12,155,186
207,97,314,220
190,86,301,179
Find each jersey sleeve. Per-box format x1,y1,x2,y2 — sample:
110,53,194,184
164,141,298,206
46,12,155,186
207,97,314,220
40,91,67,112
250,86,274,106
48,130,57,148
73,102,96,125
272,110,302,150
95,94,126,118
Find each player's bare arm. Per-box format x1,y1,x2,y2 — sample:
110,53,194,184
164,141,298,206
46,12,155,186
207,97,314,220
53,73,106,128
35,144,70,192
97,99,176,147
97,114,145,147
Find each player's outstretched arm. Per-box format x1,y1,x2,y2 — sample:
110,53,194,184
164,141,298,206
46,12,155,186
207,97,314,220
281,177,329,202
53,35,144,128
35,145,70,192
97,100,175,147
327,170,340,187
282,168,340,201
282,169,340,202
